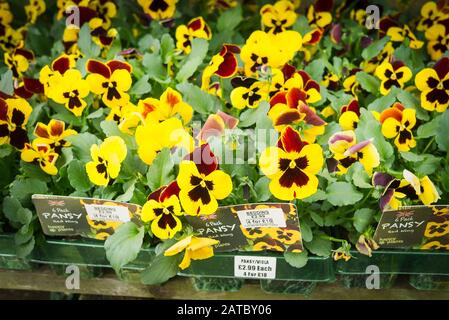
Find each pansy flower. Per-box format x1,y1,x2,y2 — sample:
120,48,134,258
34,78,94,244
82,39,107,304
86,59,132,108
343,68,361,95
424,22,449,61
260,0,297,34
142,181,183,240
25,0,46,24
240,30,301,76
14,78,45,99
230,77,269,110
380,17,424,49
91,0,117,29
0,96,32,150
338,99,360,131
299,28,323,61
0,2,13,27
176,17,212,54
51,69,90,117
379,103,416,152
424,221,449,238
259,126,324,200
86,136,127,186
21,141,59,176
402,169,440,205
328,131,380,175
135,117,194,165
417,1,449,31
107,102,141,134
138,87,193,124
0,26,25,52
4,46,34,79
164,235,219,270
415,56,449,112
34,120,77,153
307,0,333,29
39,54,77,99
321,69,340,90
137,0,177,21
201,44,240,91
197,110,239,142
355,234,379,257
177,144,232,215
362,41,394,74
89,17,118,49
375,60,412,95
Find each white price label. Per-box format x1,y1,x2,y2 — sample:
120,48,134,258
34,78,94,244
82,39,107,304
237,208,286,228
234,256,276,279
84,204,130,223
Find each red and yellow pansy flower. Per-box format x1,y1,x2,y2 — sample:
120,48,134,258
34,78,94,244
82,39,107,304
4,46,34,79
86,59,133,108
85,136,127,186
338,99,360,131
259,126,324,200
415,56,449,112
39,54,76,99
201,44,240,91
0,96,32,150
142,181,184,240
328,131,380,175
307,0,332,29
25,0,46,24
176,17,212,54
34,119,77,153
424,22,449,61
417,1,449,31
164,235,219,270
374,60,412,95
137,0,177,21
177,144,232,215
21,141,59,176
260,0,297,34
379,103,416,152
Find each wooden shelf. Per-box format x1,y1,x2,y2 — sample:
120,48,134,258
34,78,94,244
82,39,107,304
1,268,449,299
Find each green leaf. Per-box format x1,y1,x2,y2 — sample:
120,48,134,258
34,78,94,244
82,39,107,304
366,92,396,112
309,211,324,227
67,160,91,192
66,132,99,162
415,154,441,176
353,208,375,233
356,109,394,162
396,89,429,121
238,101,270,127
147,148,174,191
176,83,220,115
16,237,35,258
10,178,48,204
15,224,34,245
160,34,175,64
304,235,332,257
347,163,372,189
78,24,100,57
0,144,13,158
417,115,440,138
142,52,167,83
436,110,449,152
400,152,425,162
299,219,313,242
302,189,327,202
116,179,136,202
130,75,152,96
305,58,326,83
284,250,308,269
2,197,32,225
254,176,271,202
105,222,145,273
140,253,181,285
217,5,243,32
356,72,380,95
362,36,390,61
0,69,13,95
100,120,135,148
176,38,209,83
326,182,363,206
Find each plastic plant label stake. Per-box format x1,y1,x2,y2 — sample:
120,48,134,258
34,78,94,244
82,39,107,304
234,256,276,279
237,207,286,228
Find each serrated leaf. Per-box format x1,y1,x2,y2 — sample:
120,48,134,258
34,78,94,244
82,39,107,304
130,75,152,96
2,197,32,225
299,219,313,242
105,222,144,273
66,132,99,162
176,83,220,115
78,24,100,57
304,235,332,257
176,38,209,83
417,115,440,138
142,52,167,83
400,152,425,162
10,178,48,204
67,160,91,192
353,208,375,233
140,253,181,285
284,250,308,269
366,92,396,112
356,72,380,95
147,148,174,191
239,101,270,127
347,162,372,189
326,182,363,206
310,211,324,227
362,36,390,61
415,154,441,176
436,110,449,151
305,58,326,83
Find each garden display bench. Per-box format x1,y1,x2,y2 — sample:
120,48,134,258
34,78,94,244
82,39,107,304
1,267,449,300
